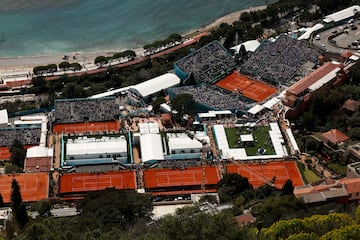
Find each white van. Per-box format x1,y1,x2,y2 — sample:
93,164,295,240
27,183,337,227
315,35,320,40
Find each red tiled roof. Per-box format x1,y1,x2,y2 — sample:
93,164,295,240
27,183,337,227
287,62,339,96
235,213,256,226
322,129,350,145
24,157,52,173
339,178,360,195
343,99,360,112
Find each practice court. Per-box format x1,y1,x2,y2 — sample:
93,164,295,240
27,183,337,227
226,161,304,189
215,72,277,102
53,121,120,134
0,173,49,203
144,166,219,189
59,171,136,193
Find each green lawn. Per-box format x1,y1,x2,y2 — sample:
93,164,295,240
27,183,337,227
303,167,322,183
327,163,347,176
224,126,275,156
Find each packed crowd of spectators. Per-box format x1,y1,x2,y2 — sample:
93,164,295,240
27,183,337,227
0,127,41,147
240,35,320,86
168,85,251,112
54,97,120,124
176,41,236,84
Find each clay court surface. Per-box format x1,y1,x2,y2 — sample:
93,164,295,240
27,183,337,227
0,173,49,203
0,146,33,161
0,147,10,161
226,161,304,189
53,121,119,134
59,171,136,193
144,166,219,189
215,72,277,102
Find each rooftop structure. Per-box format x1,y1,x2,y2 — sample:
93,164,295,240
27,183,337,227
175,41,236,84
197,110,235,123
286,62,341,97
213,123,288,160
167,132,210,160
138,122,164,162
24,146,53,173
322,129,350,145
323,5,360,24
240,35,320,86
0,109,8,126
343,99,360,112
54,97,119,124
294,177,360,204
64,135,128,166
235,213,256,226
129,73,180,99
297,23,325,40
230,40,261,54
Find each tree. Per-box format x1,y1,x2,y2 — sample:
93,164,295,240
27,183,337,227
31,76,48,94
159,206,250,240
59,61,70,71
31,200,52,217
95,56,109,66
0,193,4,207
77,189,152,230
70,62,82,71
281,179,294,195
356,205,360,223
62,83,87,99
4,164,23,174
151,96,166,113
199,194,218,204
217,173,253,202
11,179,28,229
170,93,196,122
10,139,26,169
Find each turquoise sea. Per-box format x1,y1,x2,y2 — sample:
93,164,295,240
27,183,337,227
0,0,275,57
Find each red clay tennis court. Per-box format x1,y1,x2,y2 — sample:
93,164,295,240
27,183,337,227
226,161,304,189
215,72,277,102
0,147,10,161
53,121,120,134
144,166,219,189
59,170,136,193
0,173,49,203
0,146,35,161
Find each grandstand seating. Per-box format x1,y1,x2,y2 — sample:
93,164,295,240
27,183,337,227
240,35,320,86
175,41,236,84
54,97,120,124
167,85,252,111
0,127,41,147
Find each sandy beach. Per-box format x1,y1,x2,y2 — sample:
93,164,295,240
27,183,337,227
0,5,267,73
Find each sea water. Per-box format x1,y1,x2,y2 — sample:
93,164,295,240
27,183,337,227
0,0,275,57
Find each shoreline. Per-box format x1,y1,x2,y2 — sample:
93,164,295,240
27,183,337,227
0,5,267,73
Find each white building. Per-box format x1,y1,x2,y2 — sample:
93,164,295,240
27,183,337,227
65,136,128,165
323,5,360,24
138,122,164,163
